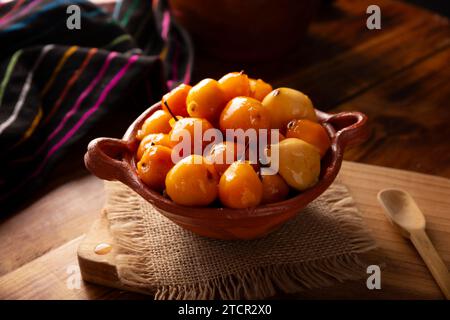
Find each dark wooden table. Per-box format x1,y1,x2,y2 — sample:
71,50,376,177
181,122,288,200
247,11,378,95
0,0,449,299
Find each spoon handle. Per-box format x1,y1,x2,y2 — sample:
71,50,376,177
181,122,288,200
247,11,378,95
410,229,450,299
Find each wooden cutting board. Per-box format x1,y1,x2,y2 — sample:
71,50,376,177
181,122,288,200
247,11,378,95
77,161,450,299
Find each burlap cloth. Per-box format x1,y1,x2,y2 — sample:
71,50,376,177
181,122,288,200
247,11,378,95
104,180,377,300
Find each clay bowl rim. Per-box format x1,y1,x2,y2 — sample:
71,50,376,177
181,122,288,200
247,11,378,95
85,102,369,221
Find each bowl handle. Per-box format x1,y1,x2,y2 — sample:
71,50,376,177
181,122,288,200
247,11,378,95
321,111,369,149
84,137,134,182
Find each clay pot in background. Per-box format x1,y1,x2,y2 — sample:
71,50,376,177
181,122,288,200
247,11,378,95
169,0,321,61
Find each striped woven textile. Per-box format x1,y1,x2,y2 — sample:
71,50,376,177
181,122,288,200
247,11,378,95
0,0,193,208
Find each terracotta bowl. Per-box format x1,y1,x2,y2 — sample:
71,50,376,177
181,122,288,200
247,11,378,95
84,102,369,240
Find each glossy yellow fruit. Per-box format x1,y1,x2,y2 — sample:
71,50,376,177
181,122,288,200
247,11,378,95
186,78,226,123
277,138,321,191
136,133,171,160
219,161,263,209
219,96,271,131
161,83,191,117
169,115,184,128
218,71,250,101
165,155,219,206
261,174,290,204
137,110,173,139
137,145,174,191
249,78,272,101
262,87,317,130
286,119,330,158
206,141,243,176
169,117,214,159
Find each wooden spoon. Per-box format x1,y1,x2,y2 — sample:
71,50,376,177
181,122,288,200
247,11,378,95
378,188,450,299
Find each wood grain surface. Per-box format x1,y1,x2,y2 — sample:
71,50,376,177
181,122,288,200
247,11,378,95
75,162,450,300
1,161,450,299
193,0,450,177
1,0,449,299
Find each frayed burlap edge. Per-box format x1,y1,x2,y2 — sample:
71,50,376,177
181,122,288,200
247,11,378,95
104,181,377,300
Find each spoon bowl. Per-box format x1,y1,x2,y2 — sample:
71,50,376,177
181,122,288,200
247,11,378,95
377,188,425,233
378,188,450,299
